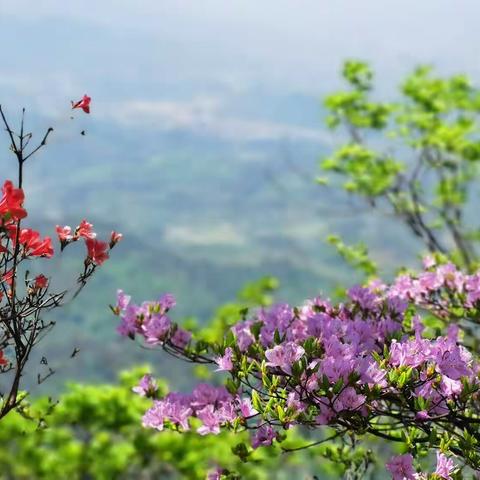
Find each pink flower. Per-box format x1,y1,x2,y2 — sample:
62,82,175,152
251,424,276,449
132,374,158,398
334,387,365,412
315,397,336,425
143,314,171,345
171,327,192,349
422,255,436,269
116,290,131,311
207,468,224,480
142,395,192,432
439,376,462,397
215,347,233,372
320,355,354,383
231,320,255,352
434,452,456,479
412,315,424,339
466,273,480,304
238,397,257,418
197,405,221,435
265,342,305,374
159,293,176,311
142,401,166,431
359,359,387,388
191,384,231,409
386,454,416,480
287,391,305,412
436,263,464,291
436,347,470,380
415,410,430,422
347,285,378,310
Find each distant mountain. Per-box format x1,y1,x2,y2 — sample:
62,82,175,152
7,107,423,395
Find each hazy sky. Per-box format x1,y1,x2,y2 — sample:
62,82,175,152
0,0,479,137
2,1,480,88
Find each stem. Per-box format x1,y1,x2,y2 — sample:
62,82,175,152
281,430,346,453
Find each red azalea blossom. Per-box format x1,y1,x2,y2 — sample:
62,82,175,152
34,274,48,289
71,94,91,114
110,231,123,248
2,269,13,286
85,238,109,266
12,228,54,258
56,225,73,242
75,219,96,240
0,350,8,367
0,180,27,223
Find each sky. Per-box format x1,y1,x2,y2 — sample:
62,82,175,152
1,0,480,135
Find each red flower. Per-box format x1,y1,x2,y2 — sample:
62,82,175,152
56,225,73,242
0,350,8,367
85,238,109,266
2,269,13,286
34,274,49,289
0,180,27,223
13,228,54,258
75,219,96,240
109,231,123,248
71,94,91,114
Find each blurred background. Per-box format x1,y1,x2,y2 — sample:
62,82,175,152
0,0,478,391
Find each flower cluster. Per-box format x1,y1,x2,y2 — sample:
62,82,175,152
139,379,261,441
141,384,255,437
56,219,122,266
0,178,121,418
0,177,121,311
115,262,480,477
0,101,123,422
386,452,457,480
0,180,27,222
0,180,53,294
114,291,188,345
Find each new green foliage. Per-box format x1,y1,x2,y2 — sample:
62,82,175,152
1,368,345,480
323,60,480,271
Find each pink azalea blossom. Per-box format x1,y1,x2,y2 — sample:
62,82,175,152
265,342,305,374
434,452,456,479
215,347,233,372
386,454,416,480
251,424,276,449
